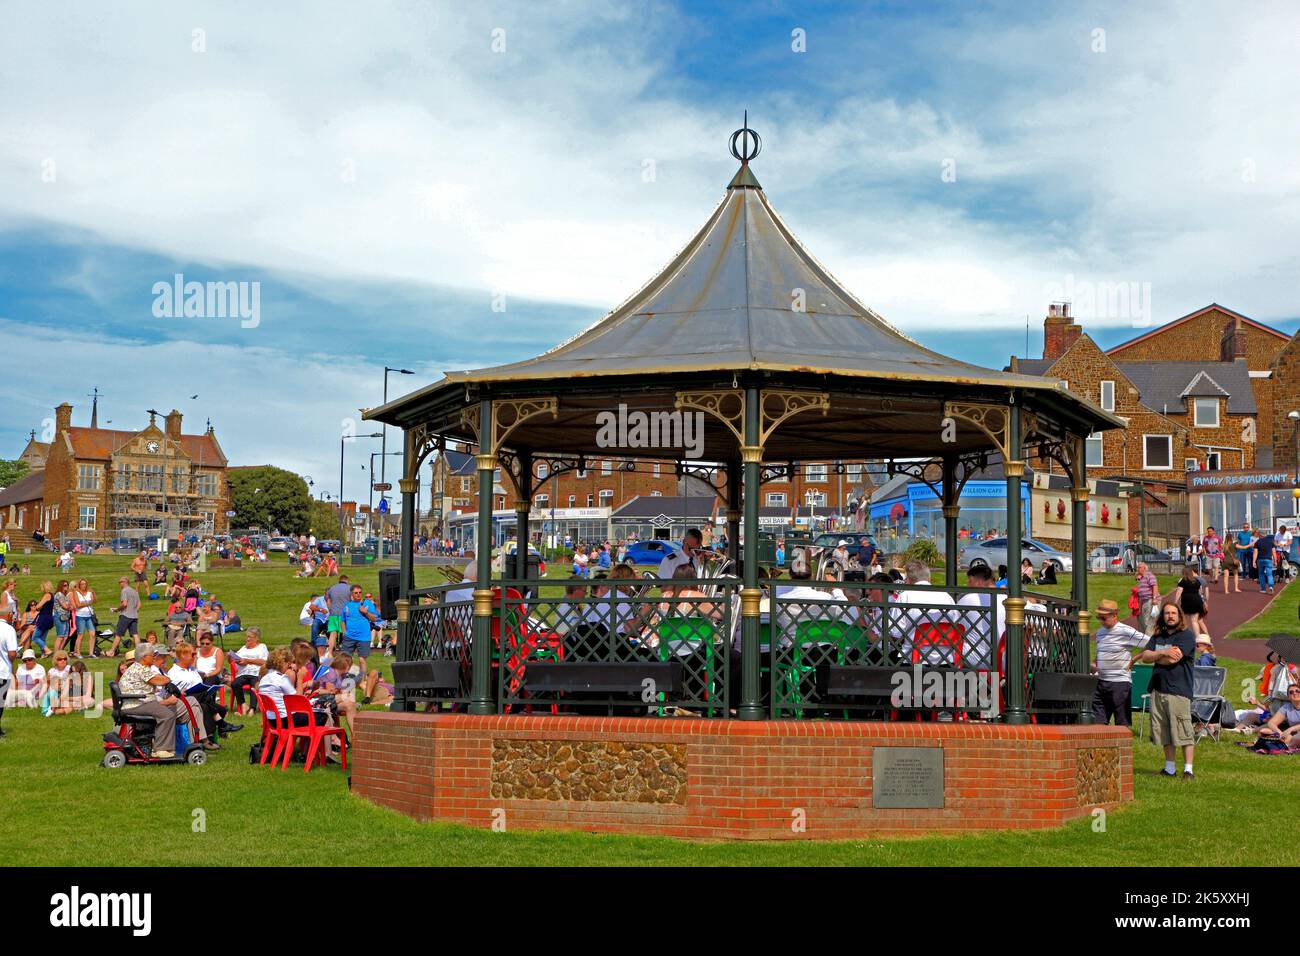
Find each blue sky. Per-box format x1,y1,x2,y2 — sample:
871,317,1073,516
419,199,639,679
2,0,1297,503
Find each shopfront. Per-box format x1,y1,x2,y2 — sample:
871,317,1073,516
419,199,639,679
869,479,1031,552
1188,469,1300,535
529,506,612,549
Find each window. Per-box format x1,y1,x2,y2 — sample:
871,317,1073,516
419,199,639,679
766,492,787,507
534,494,549,507
141,464,164,491
568,495,576,507
1142,435,1173,470
1206,451,1221,470
653,462,661,477
1099,380,1115,412
536,462,548,480
77,464,101,491
493,467,502,482
461,477,471,493
78,505,96,530
599,489,613,505
586,494,594,507
171,466,187,493
576,466,587,479
602,460,612,475
806,491,827,506
1185,458,1199,472
1193,398,1219,427
805,463,828,482
651,491,662,497
1085,433,1103,467
846,463,863,482
194,472,218,497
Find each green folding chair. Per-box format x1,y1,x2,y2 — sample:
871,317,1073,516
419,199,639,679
656,616,718,715
779,619,870,716
1132,662,1154,738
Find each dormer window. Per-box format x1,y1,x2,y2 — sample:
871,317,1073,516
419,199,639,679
1193,398,1219,427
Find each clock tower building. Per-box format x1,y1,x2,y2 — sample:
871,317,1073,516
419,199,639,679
2,403,230,545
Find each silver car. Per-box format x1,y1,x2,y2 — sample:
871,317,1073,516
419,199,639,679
957,537,1073,574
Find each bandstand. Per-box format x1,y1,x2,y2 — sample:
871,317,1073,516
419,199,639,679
351,126,1134,839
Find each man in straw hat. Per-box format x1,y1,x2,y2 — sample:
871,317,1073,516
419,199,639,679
1091,597,1150,726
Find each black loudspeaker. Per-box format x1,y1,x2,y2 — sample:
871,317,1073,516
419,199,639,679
378,568,401,620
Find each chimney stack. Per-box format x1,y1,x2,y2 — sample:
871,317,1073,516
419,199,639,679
165,409,183,441
55,403,72,435
1220,316,1248,362
1042,302,1081,361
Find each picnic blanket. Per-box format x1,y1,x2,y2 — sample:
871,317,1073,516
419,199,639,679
1237,738,1300,756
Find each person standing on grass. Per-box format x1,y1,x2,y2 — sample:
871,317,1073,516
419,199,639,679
130,549,149,596
0,607,19,738
30,581,55,658
324,574,351,658
106,576,140,657
1136,601,1198,779
71,578,96,658
1090,598,1149,726
340,583,379,675
1134,562,1159,635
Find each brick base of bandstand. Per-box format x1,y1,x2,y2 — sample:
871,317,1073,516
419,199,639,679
350,712,1133,841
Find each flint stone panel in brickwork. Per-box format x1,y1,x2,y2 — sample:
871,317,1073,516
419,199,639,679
1076,746,1120,805
490,739,688,804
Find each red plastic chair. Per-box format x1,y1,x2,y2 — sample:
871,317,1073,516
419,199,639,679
492,587,563,713
279,694,347,772
252,691,288,766
910,621,965,666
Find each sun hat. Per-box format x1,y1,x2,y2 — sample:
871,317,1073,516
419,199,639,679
1195,635,1213,646
21,648,36,660
1095,598,1120,615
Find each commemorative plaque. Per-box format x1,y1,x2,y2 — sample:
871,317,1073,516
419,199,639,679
872,747,945,809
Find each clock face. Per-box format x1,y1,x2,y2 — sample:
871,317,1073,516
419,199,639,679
146,440,160,453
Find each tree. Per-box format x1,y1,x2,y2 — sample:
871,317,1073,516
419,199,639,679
226,466,312,534
308,499,341,539
0,459,30,488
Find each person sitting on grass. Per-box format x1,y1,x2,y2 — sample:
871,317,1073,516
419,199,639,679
258,645,342,762
1258,684,1300,748
217,605,241,634
51,660,94,714
41,650,72,716
1194,636,1217,666
229,627,269,716
314,651,358,728
11,649,46,707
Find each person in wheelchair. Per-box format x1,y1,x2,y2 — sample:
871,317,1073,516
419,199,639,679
117,643,214,758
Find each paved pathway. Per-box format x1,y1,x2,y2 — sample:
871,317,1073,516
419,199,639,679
1125,578,1291,664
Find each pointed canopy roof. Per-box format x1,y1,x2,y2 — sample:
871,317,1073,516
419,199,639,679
368,131,1120,462
438,167,1054,390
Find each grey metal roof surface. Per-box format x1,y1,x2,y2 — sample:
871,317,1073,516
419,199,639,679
1116,361,1257,415
437,171,1078,393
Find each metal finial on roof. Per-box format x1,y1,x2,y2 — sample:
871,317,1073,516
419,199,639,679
729,110,761,164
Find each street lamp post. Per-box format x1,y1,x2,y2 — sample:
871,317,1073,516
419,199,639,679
341,433,383,552
1289,411,1300,518
368,451,402,551
380,367,414,556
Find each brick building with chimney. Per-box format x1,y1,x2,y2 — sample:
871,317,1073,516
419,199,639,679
1,402,230,545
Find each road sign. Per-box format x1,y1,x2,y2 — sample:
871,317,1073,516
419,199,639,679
378,498,390,514
224,510,236,517
372,482,392,492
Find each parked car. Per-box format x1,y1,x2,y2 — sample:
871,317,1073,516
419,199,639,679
957,537,1073,574
317,539,342,553
811,532,877,550
267,536,297,553
625,539,682,566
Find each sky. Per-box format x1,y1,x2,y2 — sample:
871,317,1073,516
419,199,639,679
1,0,1298,504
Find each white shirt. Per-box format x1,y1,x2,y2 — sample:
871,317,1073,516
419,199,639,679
196,646,221,678
167,663,203,693
257,669,296,718
956,590,1006,670
0,620,17,682
892,582,957,664
14,662,45,691
232,642,268,678
774,584,850,648
74,589,94,617
1094,622,1149,683
657,548,702,580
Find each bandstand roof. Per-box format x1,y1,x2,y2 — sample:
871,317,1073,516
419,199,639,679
368,129,1121,463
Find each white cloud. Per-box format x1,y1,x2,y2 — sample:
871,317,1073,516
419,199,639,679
0,0,1296,346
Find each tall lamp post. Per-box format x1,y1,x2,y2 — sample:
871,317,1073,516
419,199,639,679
1289,410,1300,518
368,451,402,551
341,433,383,551
381,368,414,558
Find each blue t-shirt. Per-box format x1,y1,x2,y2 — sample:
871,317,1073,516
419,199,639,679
1237,530,1253,547
342,600,371,642
362,598,380,627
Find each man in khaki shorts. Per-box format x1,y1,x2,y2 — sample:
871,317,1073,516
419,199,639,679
1202,526,1222,583
1134,602,1198,778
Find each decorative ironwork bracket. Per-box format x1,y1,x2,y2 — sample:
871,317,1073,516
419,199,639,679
404,426,445,483
459,397,559,457
676,461,727,501
943,401,1037,463
675,388,829,451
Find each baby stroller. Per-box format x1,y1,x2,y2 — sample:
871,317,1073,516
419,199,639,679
101,680,208,767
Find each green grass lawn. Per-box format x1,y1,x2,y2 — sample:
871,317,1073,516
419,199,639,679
2,556,1295,866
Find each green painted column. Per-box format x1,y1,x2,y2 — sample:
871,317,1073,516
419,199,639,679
392,438,417,712
738,386,763,720
468,399,496,716
942,455,958,587
1070,434,1093,724
1003,400,1029,725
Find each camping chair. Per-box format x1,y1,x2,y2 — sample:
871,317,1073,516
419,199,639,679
1131,663,1154,737
1191,666,1229,744
279,694,348,771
